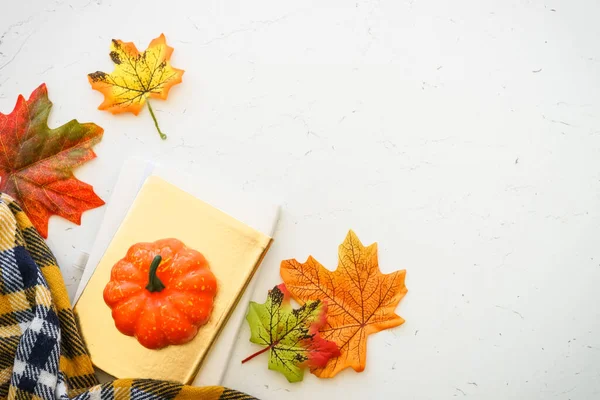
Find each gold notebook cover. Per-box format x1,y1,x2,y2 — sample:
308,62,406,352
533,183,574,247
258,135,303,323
75,176,272,383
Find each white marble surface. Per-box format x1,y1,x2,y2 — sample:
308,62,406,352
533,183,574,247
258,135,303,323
1,1,600,399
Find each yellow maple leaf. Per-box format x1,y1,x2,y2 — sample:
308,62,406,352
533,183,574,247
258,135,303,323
281,230,408,378
88,34,184,139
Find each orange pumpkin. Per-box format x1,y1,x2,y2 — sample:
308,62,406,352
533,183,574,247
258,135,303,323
103,238,218,349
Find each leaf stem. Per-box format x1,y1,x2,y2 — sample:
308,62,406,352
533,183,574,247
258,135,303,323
241,340,279,364
146,100,167,140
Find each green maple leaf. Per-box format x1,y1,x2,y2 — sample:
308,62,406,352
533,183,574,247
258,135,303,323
242,284,340,382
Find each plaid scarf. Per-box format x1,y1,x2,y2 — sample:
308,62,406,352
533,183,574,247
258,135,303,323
0,194,256,400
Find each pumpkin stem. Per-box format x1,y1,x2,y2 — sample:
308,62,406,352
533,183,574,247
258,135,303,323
146,255,166,292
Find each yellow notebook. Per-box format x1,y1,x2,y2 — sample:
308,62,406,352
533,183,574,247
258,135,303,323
75,175,272,383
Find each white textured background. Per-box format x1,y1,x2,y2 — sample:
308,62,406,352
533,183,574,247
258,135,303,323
1,1,599,399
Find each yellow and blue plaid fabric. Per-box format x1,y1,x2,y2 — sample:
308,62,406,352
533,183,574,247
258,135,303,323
0,194,256,400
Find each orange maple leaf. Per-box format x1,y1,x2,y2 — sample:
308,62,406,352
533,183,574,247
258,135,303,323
0,84,104,238
88,34,184,139
280,230,408,378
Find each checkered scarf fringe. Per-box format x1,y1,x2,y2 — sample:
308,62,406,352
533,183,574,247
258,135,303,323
0,194,256,400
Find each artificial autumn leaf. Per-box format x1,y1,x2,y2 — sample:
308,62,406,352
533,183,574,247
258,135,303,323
280,230,408,378
242,284,340,383
0,84,104,238
88,33,184,140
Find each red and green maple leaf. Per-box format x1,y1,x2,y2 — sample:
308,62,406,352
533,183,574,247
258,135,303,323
242,284,340,382
0,84,104,238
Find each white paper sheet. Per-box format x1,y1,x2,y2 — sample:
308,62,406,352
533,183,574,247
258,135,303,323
74,157,279,386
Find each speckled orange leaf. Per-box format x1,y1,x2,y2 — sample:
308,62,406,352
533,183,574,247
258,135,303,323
280,230,407,378
88,34,184,139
